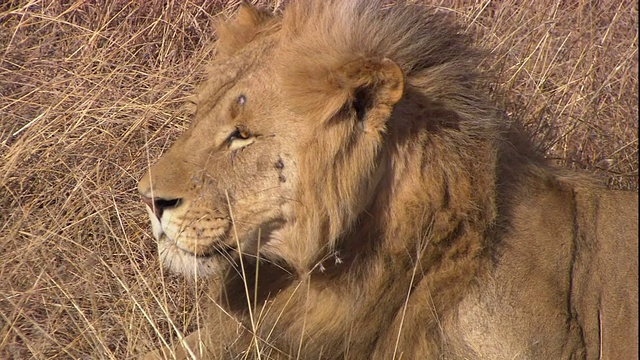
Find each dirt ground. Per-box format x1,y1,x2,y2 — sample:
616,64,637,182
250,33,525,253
1,0,637,358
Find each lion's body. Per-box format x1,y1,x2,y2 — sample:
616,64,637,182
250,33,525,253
455,187,638,359
139,1,638,359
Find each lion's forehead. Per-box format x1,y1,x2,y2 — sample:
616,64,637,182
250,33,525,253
199,36,280,100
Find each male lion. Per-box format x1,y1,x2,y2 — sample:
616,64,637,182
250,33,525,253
138,1,638,358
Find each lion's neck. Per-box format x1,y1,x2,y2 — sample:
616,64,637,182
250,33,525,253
217,181,497,359
281,208,494,357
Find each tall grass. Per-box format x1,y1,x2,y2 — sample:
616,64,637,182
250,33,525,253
1,0,636,358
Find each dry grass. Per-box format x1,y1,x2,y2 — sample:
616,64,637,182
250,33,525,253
0,0,636,358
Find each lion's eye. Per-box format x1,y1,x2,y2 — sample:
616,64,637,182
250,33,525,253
237,94,246,106
229,127,250,141
227,126,254,151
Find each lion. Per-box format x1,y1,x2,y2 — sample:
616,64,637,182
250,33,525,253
137,0,638,358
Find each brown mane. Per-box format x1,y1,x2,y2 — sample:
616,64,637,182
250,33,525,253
270,0,503,273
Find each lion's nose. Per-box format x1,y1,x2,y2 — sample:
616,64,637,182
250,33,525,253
141,196,182,220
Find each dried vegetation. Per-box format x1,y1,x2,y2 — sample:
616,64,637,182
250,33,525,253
0,0,637,358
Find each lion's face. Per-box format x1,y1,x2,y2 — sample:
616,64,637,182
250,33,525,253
138,37,305,276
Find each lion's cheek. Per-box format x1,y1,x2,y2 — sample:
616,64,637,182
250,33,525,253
255,153,273,172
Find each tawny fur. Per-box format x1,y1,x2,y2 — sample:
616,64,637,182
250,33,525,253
138,1,638,359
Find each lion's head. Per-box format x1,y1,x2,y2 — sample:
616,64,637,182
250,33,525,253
137,7,292,276
138,1,497,279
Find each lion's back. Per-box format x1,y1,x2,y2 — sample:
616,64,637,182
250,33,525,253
572,189,638,359
454,185,638,358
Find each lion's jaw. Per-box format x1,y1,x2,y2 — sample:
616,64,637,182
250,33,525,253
142,200,288,278
143,200,227,277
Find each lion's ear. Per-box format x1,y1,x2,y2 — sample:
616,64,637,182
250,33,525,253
281,56,404,128
336,58,404,130
215,2,276,57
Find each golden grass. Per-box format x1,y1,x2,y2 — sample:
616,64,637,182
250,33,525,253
0,0,636,358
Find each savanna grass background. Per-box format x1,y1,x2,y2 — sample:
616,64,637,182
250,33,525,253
1,0,637,358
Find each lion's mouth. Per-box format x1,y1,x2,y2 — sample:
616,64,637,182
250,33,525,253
155,222,286,278
171,235,237,258
154,219,286,260
145,205,287,275
165,221,285,258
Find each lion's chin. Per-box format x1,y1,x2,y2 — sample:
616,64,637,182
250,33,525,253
153,219,289,278
157,235,230,278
